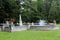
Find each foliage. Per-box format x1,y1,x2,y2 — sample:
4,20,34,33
0,0,60,23
37,0,60,23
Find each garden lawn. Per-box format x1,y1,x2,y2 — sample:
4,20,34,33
0,24,60,40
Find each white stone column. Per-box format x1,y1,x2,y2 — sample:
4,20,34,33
19,15,23,26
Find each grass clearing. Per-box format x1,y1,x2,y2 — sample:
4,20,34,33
0,24,60,40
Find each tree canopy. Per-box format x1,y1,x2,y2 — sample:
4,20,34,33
0,0,60,23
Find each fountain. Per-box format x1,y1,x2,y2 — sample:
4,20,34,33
30,20,59,30
31,20,47,26
39,20,46,26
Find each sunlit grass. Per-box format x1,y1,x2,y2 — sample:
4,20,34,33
0,24,60,40
57,24,60,27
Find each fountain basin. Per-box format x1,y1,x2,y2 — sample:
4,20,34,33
2,25,28,32
30,25,59,30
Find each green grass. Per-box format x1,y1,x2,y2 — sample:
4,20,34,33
0,24,60,40
57,24,60,28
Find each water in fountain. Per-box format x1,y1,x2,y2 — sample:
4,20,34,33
39,20,46,26
32,22,34,25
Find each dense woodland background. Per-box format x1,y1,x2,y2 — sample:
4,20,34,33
0,0,60,23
